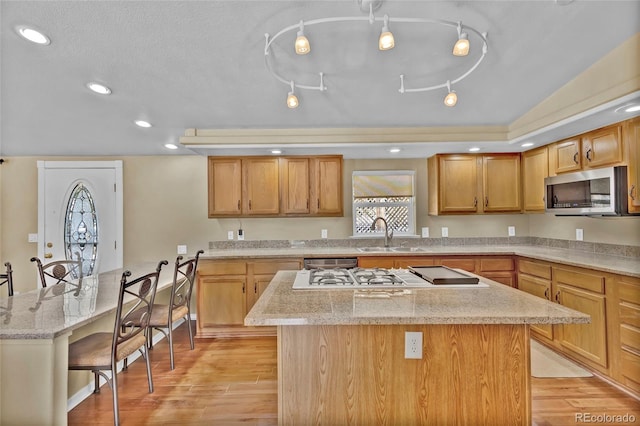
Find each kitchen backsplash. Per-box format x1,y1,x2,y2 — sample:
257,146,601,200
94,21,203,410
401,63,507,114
209,236,640,259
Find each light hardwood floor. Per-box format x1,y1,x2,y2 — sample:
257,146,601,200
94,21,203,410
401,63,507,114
68,322,639,425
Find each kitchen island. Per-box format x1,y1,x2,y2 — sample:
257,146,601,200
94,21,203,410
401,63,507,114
245,270,590,425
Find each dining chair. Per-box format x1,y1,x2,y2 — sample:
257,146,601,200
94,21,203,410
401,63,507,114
136,250,203,370
0,262,14,297
30,252,83,289
68,260,168,426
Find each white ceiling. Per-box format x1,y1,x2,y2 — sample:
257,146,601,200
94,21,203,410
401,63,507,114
1,0,639,159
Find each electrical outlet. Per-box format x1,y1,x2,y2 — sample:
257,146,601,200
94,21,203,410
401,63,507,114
238,229,245,241
576,228,584,241
177,245,187,255
421,227,429,238
321,229,328,239
441,227,448,238
405,331,423,359
508,226,516,237
28,233,38,243
227,230,234,240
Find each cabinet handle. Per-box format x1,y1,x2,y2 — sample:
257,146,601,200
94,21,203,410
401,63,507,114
306,199,309,209
317,199,320,209
544,288,549,300
237,200,241,210
586,148,592,162
630,185,636,201
555,291,560,303
485,197,489,208
242,282,245,293
573,152,579,164
473,197,477,207
248,200,252,210
254,281,257,293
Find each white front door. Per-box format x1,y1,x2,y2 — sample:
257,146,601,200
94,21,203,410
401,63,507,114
37,161,123,287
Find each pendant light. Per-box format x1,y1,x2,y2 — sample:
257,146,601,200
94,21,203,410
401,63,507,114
378,15,394,50
286,82,299,108
453,22,469,56
444,81,457,107
294,21,310,55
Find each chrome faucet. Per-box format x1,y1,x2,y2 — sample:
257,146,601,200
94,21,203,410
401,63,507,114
371,216,393,247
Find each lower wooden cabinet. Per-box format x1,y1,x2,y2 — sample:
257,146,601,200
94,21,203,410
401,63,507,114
611,274,640,394
196,258,302,338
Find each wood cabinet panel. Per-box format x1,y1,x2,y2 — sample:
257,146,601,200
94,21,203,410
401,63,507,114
482,154,522,212
357,257,395,269
479,257,514,272
437,258,476,273
197,276,246,327
393,257,435,269
242,157,280,214
626,116,640,213
582,124,623,169
613,274,640,394
522,146,549,212
553,138,582,174
208,158,242,216
518,258,551,280
280,157,310,214
438,155,479,213
517,274,553,340
554,267,605,294
482,271,516,287
311,156,343,216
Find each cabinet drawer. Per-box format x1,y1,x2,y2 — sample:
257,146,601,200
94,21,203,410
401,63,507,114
554,267,604,294
251,259,302,275
479,257,514,272
518,259,551,280
438,258,476,273
620,302,640,329
621,350,640,387
619,279,640,305
198,260,246,276
621,324,640,353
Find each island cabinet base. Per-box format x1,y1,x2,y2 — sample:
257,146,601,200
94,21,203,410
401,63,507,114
278,324,531,425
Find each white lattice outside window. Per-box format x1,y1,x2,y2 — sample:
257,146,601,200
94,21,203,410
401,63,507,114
352,170,416,237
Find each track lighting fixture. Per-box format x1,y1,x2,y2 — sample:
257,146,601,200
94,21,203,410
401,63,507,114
453,22,470,56
264,0,488,108
444,81,457,106
286,82,299,109
378,15,394,51
294,21,310,55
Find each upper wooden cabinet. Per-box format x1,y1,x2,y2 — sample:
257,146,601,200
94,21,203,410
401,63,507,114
428,153,521,215
208,155,343,218
625,116,640,214
549,124,623,175
521,146,549,212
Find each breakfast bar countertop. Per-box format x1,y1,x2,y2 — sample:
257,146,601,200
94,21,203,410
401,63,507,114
201,244,640,278
244,270,590,327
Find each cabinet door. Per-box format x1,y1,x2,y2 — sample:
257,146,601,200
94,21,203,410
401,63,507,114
242,158,280,215
556,284,608,368
311,156,343,216
247,259,302,312
438,155,479,213
197,276,246,327
553,138,582,174
482,154,522,212
518,274,553,340
522,147,548,212
358,257,395,268
437,257,477,273
582,124,623,169
394,257,435,269
208,158,242,217
626,117,640,213
280,158,310,214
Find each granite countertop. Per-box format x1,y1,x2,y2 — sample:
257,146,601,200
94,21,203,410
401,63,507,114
201,244,640,277
0,262,174,340
244,271,590,326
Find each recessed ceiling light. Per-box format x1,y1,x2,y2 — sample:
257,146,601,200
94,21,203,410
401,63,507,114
134,120,152,128
615,103,640,113
389,148,401,153
16,26,51,45
164,143,178,150
86,82,111,95
469,147,480,152
271,149,282,154
521,142,534,147
624,105,640,113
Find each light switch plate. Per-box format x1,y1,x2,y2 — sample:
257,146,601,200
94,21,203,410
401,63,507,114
177,245,187,255
576,228,584,241
508,226,516,237
227,230,234,240
321,229,328,239
28,233,38,243
421,227,429,238
441,227,448,238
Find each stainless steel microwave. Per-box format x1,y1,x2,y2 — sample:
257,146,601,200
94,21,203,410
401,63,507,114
544,166,633,216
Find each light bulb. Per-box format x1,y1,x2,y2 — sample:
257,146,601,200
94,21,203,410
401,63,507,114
379,16,394,51
287,92,299,109
17,26,50,45
453,33,469,56
295,32,310,55
444,91,458,107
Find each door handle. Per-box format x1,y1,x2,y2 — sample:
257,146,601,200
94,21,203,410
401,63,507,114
46,242,53,248
586,148,592,162
44,253,53,259
573,152,579,164
630,185,636,201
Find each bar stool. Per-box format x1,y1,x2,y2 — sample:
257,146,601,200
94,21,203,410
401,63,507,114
30,252,83,288
68,260,167,426
0,262,14,297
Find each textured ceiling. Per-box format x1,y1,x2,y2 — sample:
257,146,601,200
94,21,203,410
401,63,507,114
1,0,639,157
